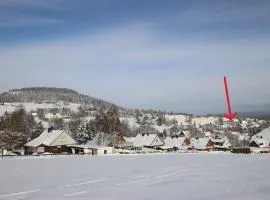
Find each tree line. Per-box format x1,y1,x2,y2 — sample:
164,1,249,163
0,108,44,150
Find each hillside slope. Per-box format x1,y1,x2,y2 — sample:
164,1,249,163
0,87,118,109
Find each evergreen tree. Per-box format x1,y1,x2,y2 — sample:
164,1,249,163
30,122,44,140
68,118,81,138
87,120,98,141
169,124,181,135
0,130,27,150
75,121,90,144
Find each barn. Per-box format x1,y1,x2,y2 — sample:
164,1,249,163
24,129,77,155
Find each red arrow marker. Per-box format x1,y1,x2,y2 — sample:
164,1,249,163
224,76,237,121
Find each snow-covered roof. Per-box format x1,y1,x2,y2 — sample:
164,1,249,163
25,129,76,147
211,136,227,143
250,138,269,148
211,137,231,148
165,137,186,148
165,114,187,123
191,138,212,150
132,133,164,147
204,132,212,137
252,128,270,141
192,117,218,125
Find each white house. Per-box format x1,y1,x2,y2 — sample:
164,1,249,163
69,143,114,155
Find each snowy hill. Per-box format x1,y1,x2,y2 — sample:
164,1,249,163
0,87,117,109
0,87,121,116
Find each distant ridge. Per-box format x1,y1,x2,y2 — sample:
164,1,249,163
0,87,119,110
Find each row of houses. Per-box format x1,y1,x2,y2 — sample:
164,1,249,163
2,127,269,157
21,129,232,156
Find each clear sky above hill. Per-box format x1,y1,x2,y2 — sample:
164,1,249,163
0,0,269,113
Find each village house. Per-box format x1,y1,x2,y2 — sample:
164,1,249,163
250,128,270,153
24,129,77,155
127,133,165,149
190,138,214,151
249,139,269,153
211,136,231,151
67,132,119,155
163,136,191,151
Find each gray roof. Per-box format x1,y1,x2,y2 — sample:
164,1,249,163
252,128,270,141
165,137,186,148
191,138,212,150
132,133,164,147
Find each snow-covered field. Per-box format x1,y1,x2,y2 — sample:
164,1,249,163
0,154,270,200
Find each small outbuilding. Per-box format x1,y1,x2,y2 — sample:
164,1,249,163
68,143,114,155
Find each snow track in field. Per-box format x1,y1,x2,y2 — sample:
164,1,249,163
64,178,106,187
0,189,40,198
64,190,88,197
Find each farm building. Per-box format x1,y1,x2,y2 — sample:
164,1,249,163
190,138,214,151
250,128,270,153
211,137,231,151
164,136,191,151
68,143,114,155
24,129,77,155
127,133,165,149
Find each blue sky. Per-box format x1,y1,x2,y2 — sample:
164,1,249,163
0,0,270,114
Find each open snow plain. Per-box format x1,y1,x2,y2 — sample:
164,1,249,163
0,153,270,200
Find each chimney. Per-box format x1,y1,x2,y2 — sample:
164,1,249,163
48,127,54,133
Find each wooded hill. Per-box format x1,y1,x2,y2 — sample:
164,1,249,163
0,87,119,110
